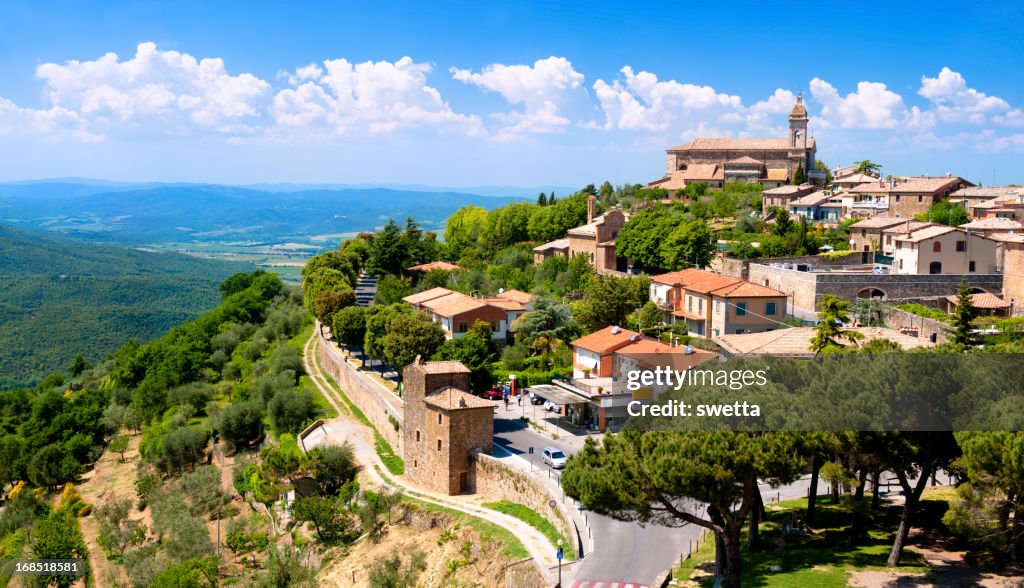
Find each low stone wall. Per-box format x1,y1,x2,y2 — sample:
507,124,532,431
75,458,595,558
712,253,863,280
474,453,572,556
317,329,403,454
882,306,950,345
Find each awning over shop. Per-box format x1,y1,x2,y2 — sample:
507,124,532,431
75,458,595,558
527,384,589,406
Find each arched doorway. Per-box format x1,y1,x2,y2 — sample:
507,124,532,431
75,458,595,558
856,288,887,300
929,261,942,275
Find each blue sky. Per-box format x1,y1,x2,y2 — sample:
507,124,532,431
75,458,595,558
0,0,1022,188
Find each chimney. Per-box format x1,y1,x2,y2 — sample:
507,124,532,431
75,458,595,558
888,178,894,189
946,172,951,178
587,194,596,224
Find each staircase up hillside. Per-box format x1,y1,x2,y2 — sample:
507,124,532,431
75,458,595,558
354,273,377,306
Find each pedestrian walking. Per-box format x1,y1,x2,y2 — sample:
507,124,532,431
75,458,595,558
504,396,510,410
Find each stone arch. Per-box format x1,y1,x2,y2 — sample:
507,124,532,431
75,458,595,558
969,287,988,294
856,287,887,300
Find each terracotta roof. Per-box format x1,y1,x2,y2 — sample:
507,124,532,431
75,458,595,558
789,191,834,207
567,211,627,237
852,177,967,195
572,325,641,354
481,297,526,311
888,221,937,235
403,287,456,306
990,234,1024,244
944,293,1010,310
614,339,719,370
894,225,957,243
651,268,784,298
421,292,488,317
766,168,790,181
669,137,815,151
709,280,787,298
714,327,932,357
959,218,1023,231
647,172,686,190
970,199,1001,210
407,261,461,272
682,164,723,181
951,186,1024,198
533,238,570,252
423,386,494,411
413,360,472,375
763,184,815,196
727,155,763,166
833,173,878,184
495,289,534,304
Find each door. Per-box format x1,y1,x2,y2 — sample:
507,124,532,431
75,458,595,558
459,471,469,493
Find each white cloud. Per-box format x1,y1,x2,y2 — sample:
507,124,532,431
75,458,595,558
808,78,909,129
589,66,743,134
919,67,1009,123
451,57,583,138
274,56,482,136
34,42,271,137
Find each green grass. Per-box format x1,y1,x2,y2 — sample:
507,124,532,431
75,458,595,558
314,345,403,474
403,496,530,560
287,320,338,419
483,500,573,560
676,498,933,587
375,432,404,476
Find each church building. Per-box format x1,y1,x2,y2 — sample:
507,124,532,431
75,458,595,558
648,96,817,191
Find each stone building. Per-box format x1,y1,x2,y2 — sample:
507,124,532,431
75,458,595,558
892,225,1002,275
848,176,974,219
994,234,1024,314
762,184,816,213
648,96,817,191
565,195,629,274
402,359,493,495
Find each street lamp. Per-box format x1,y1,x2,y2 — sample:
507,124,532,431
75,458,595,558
556,538,564,587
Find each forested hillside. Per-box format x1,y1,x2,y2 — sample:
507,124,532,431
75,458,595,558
0,224,245,389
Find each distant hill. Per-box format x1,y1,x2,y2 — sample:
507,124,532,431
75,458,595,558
0,223,246,389
0,182,529,243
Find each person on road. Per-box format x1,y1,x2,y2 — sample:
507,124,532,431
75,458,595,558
504,395,510,410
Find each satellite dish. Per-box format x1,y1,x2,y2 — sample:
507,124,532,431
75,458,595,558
628,334,636,341
611,326,620,334
499,288,504,294
684,345,694,355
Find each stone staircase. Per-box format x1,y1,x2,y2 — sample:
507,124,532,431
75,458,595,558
354,272,377,306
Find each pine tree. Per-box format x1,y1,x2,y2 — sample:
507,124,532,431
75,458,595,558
948,277,977,348
792,163,806,185
537,192,547,206
548,192,556,204
808,295,864,354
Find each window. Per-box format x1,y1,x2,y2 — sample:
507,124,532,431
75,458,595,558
895,195,900,202
490,321,500,332
416,430,420,442
929,261,942,274
735,329,747,335
766,302,777,316
969,261,976,272
736,302,747,316
918,195,923,202
899,259,904,270
956,241,966,252
933,242,942,253
458,321,469,333
698,298,703,312
438,413,442,425
688,296,693,311
437,439,442,451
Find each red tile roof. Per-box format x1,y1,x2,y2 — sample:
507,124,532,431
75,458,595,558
496,289,534,304
944,293,1010,310
423,386,494,411
403,287,456,306
572,325,641,354
421,292,488,317
668,137,815,151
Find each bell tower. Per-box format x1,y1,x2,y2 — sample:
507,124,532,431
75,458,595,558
789,94,809,149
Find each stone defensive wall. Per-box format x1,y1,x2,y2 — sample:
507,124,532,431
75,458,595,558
317,327,403,454
748,263,1003,315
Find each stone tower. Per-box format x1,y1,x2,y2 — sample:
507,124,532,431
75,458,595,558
789,94,809,150
402,357,493,495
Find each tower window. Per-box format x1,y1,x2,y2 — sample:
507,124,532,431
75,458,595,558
438,413,442,425
437,439,442,451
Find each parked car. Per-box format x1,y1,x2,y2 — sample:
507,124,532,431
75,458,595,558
544,400,558,412
542,447,567,469
530,394,546,405
482,387,504,400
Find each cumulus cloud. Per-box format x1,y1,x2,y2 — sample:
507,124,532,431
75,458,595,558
919,67,1012,124
34,42,271,137
273,56,482,136
589,66,743,134
808,78,909,129
451,57,583,138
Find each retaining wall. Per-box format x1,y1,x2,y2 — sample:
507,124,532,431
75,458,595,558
881,306,951,345
316,328,404,454
475,453,573,558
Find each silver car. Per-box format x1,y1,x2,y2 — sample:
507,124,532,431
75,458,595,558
542,447,567,469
